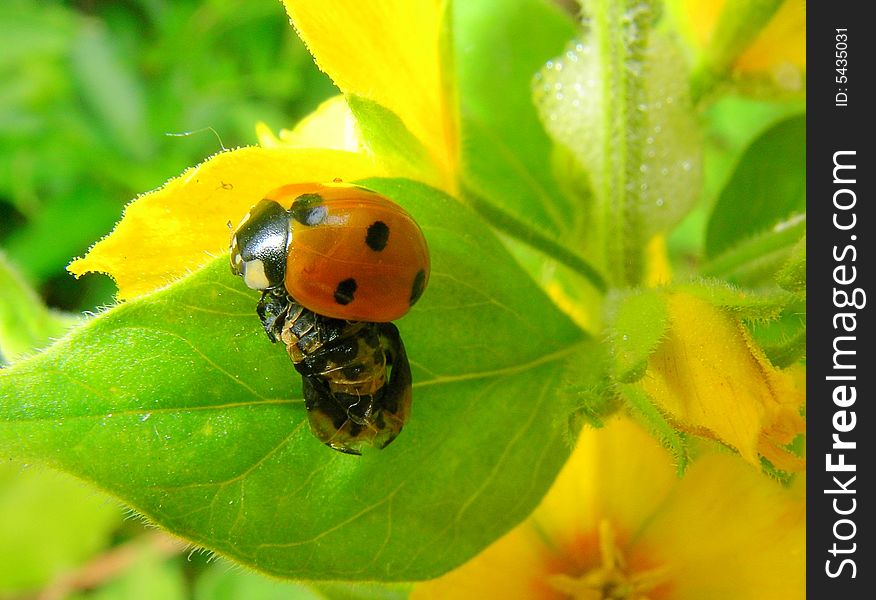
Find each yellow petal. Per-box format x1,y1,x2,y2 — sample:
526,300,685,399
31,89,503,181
543,280,593,331
534,418,677,550
644,234,672,287
640,292,805,467
679,0,805,90
257,95,363,152
410,526,557,600
637,452,805,599
281,0,457,187
255,121,284,148
414,417,805,598
758,362,806,472
678,0,722,46
413,417,675,600
68,147,384,299
734,0,806,73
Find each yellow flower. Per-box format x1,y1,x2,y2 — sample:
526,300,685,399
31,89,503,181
644,235,672,287
255,96,363,153
68,0,457,300
731,1,805,75
282,0,457,185
684,0,805,72
675,0,805,94
640,292,805,471
412,417,805,599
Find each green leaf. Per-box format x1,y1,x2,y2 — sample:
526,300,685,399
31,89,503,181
454,0,577,235
606,289,668,383
0,252,79,364
0,464,122,594
346,96,439,185
667,98,804,272
0,179,592,581
699,97,804,210
705,115,805,261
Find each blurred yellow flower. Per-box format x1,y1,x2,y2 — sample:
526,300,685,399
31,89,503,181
676,0,805,94
412,417,805,599
732,1,805,74
644,235,672,287
256,96,363,153
68,0,457,300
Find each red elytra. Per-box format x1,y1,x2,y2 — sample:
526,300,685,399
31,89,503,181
265,182,430,322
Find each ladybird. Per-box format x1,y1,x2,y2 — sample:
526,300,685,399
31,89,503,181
229,182,429,454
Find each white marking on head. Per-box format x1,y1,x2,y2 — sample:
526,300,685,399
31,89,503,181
243,259,270,290
230,238,244,271
232,211,252,235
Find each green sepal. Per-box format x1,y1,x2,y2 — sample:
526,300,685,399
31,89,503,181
617,383,689,476
776,235,806,295
605,289,668,383
673,279,795,322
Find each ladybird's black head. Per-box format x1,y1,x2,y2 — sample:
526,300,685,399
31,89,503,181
230,199,290,291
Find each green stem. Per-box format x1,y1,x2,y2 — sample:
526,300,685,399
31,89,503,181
590,0,656,287
461,184,607,293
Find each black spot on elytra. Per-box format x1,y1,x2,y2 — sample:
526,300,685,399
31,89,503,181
290,193,328,226
409,269,426,305
365,220,390,251
334,278,358,305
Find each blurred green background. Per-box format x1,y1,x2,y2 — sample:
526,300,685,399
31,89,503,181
1,0,335,314
2,1,338,598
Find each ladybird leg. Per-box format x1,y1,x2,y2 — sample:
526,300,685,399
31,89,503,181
372,322,413,448
256,289,291,343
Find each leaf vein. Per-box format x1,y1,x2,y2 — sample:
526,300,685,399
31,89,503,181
118,325,266,399
254,483,404,551
413,342,582,388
